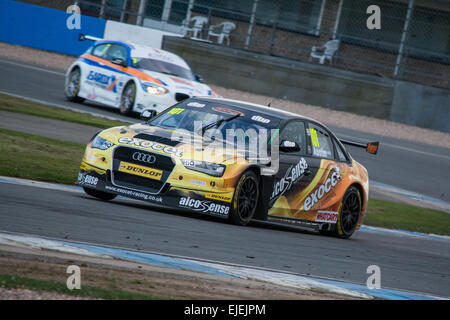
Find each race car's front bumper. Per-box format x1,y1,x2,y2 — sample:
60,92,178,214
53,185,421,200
77,161,235,219
134,92,174,114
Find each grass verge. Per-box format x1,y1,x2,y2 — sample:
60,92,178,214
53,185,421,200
0,128,448,236
0,93,130,129
0,274,162,300
0,128,83,184
365,199,450,236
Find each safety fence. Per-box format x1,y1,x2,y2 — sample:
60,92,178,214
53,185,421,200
68,0,449,90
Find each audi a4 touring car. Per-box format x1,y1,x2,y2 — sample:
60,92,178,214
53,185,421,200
77,97,379,239
65,34,218,115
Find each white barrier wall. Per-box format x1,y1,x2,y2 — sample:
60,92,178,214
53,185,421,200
104,20,182,49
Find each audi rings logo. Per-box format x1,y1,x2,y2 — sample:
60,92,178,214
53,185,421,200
132,152,156,164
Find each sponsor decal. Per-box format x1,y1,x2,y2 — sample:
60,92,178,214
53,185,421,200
205,192,232,203
118,161,163,181
251,115,270,124
309,128,320,147
315,211,338,223
86,71,117,92
118,137,184,157
212,107,245,116
168,108,184,115
187,102,205,108
132,152,156,164
78,173,98,186
304,168,342,211
271,158,308,201
104,185,162,203
179,197,230,215
190,179,206,186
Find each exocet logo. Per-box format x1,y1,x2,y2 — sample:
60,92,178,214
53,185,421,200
179,197,230,215
271,158,308,200
304,168,342,211
118,137,184,157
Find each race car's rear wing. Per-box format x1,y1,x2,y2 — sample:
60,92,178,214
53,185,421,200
340,139,380,155
78,33,102,42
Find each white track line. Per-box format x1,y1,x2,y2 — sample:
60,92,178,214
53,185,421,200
0,59,65,75
0,90,133,123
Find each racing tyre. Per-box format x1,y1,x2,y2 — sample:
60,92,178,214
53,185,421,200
320,186,361,239
83,187,117,201
229,171,260,226
65,68,85,103
119,82,136,115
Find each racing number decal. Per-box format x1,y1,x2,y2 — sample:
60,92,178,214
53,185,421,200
310,128,320,147
168,108,184,115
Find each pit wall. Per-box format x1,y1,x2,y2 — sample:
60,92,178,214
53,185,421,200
163,36,450,133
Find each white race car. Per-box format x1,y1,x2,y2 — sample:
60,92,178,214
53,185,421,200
65,34,218,115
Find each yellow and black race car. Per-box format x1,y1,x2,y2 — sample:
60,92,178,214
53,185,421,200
77,97,378,239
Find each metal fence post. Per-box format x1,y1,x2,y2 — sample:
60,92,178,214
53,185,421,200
99,0,106,18
162,0,173,28
394,0,415,77
120,0,128,22
183,0,195,33
245,0,259,50
269,20,277,55
136,0,147,26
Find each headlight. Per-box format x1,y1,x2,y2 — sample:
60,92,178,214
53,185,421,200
141,82,168,95
181,160,225,177
91,136,114,150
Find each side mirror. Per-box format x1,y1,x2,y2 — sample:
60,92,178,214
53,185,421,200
140,109,158,122
111,57,128,68
280,140,301,152
195,74,204,83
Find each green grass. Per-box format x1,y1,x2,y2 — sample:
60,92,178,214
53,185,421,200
0,274,163,300
365,199,450,236
0,128,84,184
0,93,130,129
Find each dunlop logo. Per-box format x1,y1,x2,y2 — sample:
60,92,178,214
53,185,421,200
118,161,163,181
205,192,232,203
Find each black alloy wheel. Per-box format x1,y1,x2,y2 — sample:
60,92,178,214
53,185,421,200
229,171,260,226
320,186,361,239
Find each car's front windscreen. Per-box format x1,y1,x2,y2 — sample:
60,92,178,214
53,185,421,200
148,102,280,148
132,57,196,81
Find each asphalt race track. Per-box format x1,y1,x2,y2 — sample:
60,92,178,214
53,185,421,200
1,58,450,298
0,182,449,297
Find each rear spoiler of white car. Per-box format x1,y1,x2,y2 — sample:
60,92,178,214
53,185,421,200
340,139,380,155
78,33,102,42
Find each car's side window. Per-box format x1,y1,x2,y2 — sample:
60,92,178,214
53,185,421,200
104,44,128,63
91,43,110,59
334,139,348,162
279,121,307,155
309,123,334,159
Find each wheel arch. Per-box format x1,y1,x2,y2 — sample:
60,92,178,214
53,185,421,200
349,182,365,211
247,165,270,221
